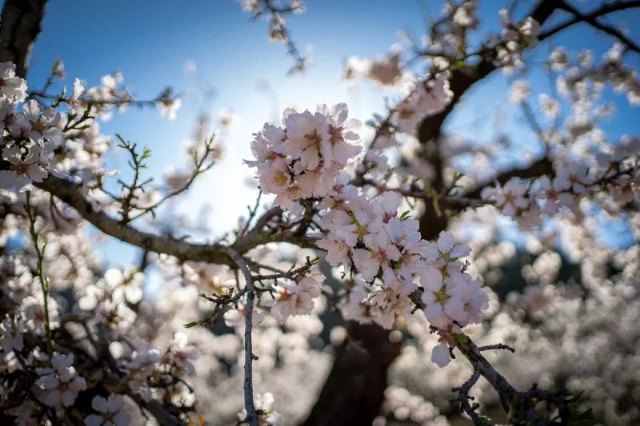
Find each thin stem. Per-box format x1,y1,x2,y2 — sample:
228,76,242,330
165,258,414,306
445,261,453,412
25,192,53,358
223,246,258,426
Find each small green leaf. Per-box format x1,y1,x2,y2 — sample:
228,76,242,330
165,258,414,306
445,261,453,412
183,321,199,329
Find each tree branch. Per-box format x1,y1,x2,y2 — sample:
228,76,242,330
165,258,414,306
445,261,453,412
33,174,316,266
222,247,258,426
0,0,48,78
463,156,554,200
455,335,570,424
127,395,184,426
538,0,640,53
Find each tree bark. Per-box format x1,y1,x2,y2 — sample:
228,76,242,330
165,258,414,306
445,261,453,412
302,323,402,426
0,0,48,78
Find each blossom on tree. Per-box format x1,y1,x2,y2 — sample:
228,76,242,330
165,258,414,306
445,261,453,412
0,62,27,101
34,353,87,408
271,276,321,323
84,394,131,426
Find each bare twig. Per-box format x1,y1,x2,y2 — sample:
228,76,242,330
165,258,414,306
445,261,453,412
455,334,570,424
25,191,53,358
451,367,489,426
539,0,640,54
223,247,258,426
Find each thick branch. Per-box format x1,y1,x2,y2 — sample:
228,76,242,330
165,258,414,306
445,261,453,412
0,0,48,78
464,156,554,200
34,174,316,265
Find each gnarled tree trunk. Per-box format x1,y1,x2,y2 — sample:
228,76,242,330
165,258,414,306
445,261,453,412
0,0,48,79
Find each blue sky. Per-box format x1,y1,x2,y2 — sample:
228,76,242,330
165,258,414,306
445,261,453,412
15,0,640,264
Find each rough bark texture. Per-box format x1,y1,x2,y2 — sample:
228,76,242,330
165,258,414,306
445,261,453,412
302,323,402,426
0,0,48,78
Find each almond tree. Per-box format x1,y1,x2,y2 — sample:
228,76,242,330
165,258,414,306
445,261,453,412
0,1,639,425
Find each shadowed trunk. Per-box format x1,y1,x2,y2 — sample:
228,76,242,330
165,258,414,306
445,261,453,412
302,322,402,426
0,0,48,78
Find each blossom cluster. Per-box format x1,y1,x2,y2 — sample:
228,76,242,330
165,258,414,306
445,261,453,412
482,147,639,227
318,188,488,366
392,76,453,134
0,242,201,423
495,9,540,72
0,63,65,191
345,49,404,87
249,101,488,367
247,103,362,212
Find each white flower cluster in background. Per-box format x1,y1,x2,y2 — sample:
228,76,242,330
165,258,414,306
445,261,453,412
481,147,639,228
392,76,453,134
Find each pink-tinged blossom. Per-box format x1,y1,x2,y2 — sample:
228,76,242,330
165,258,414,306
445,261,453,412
422,284,462,328
317,103,362,165
364,286,413,329
533,175,574,214
20,295,60,334
271,276,321,323
431,341,451,368
372,191,402,223
352,240,401,282
84,394,131,426
393,76,452,134
421,231,471,261
0,314,25,352
493,177,530,216
20,100,66,146
163,333,198,377
339,280,374,324
0,62,27,101
0,141,51,191
34,353,87,408
104,267,144,304
548,47,569,71
553,163,593,194
509,80,530,103
539,94,561,119
449,277,489,325
316,235,353,267
123,348,161,385
158,97,181,120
